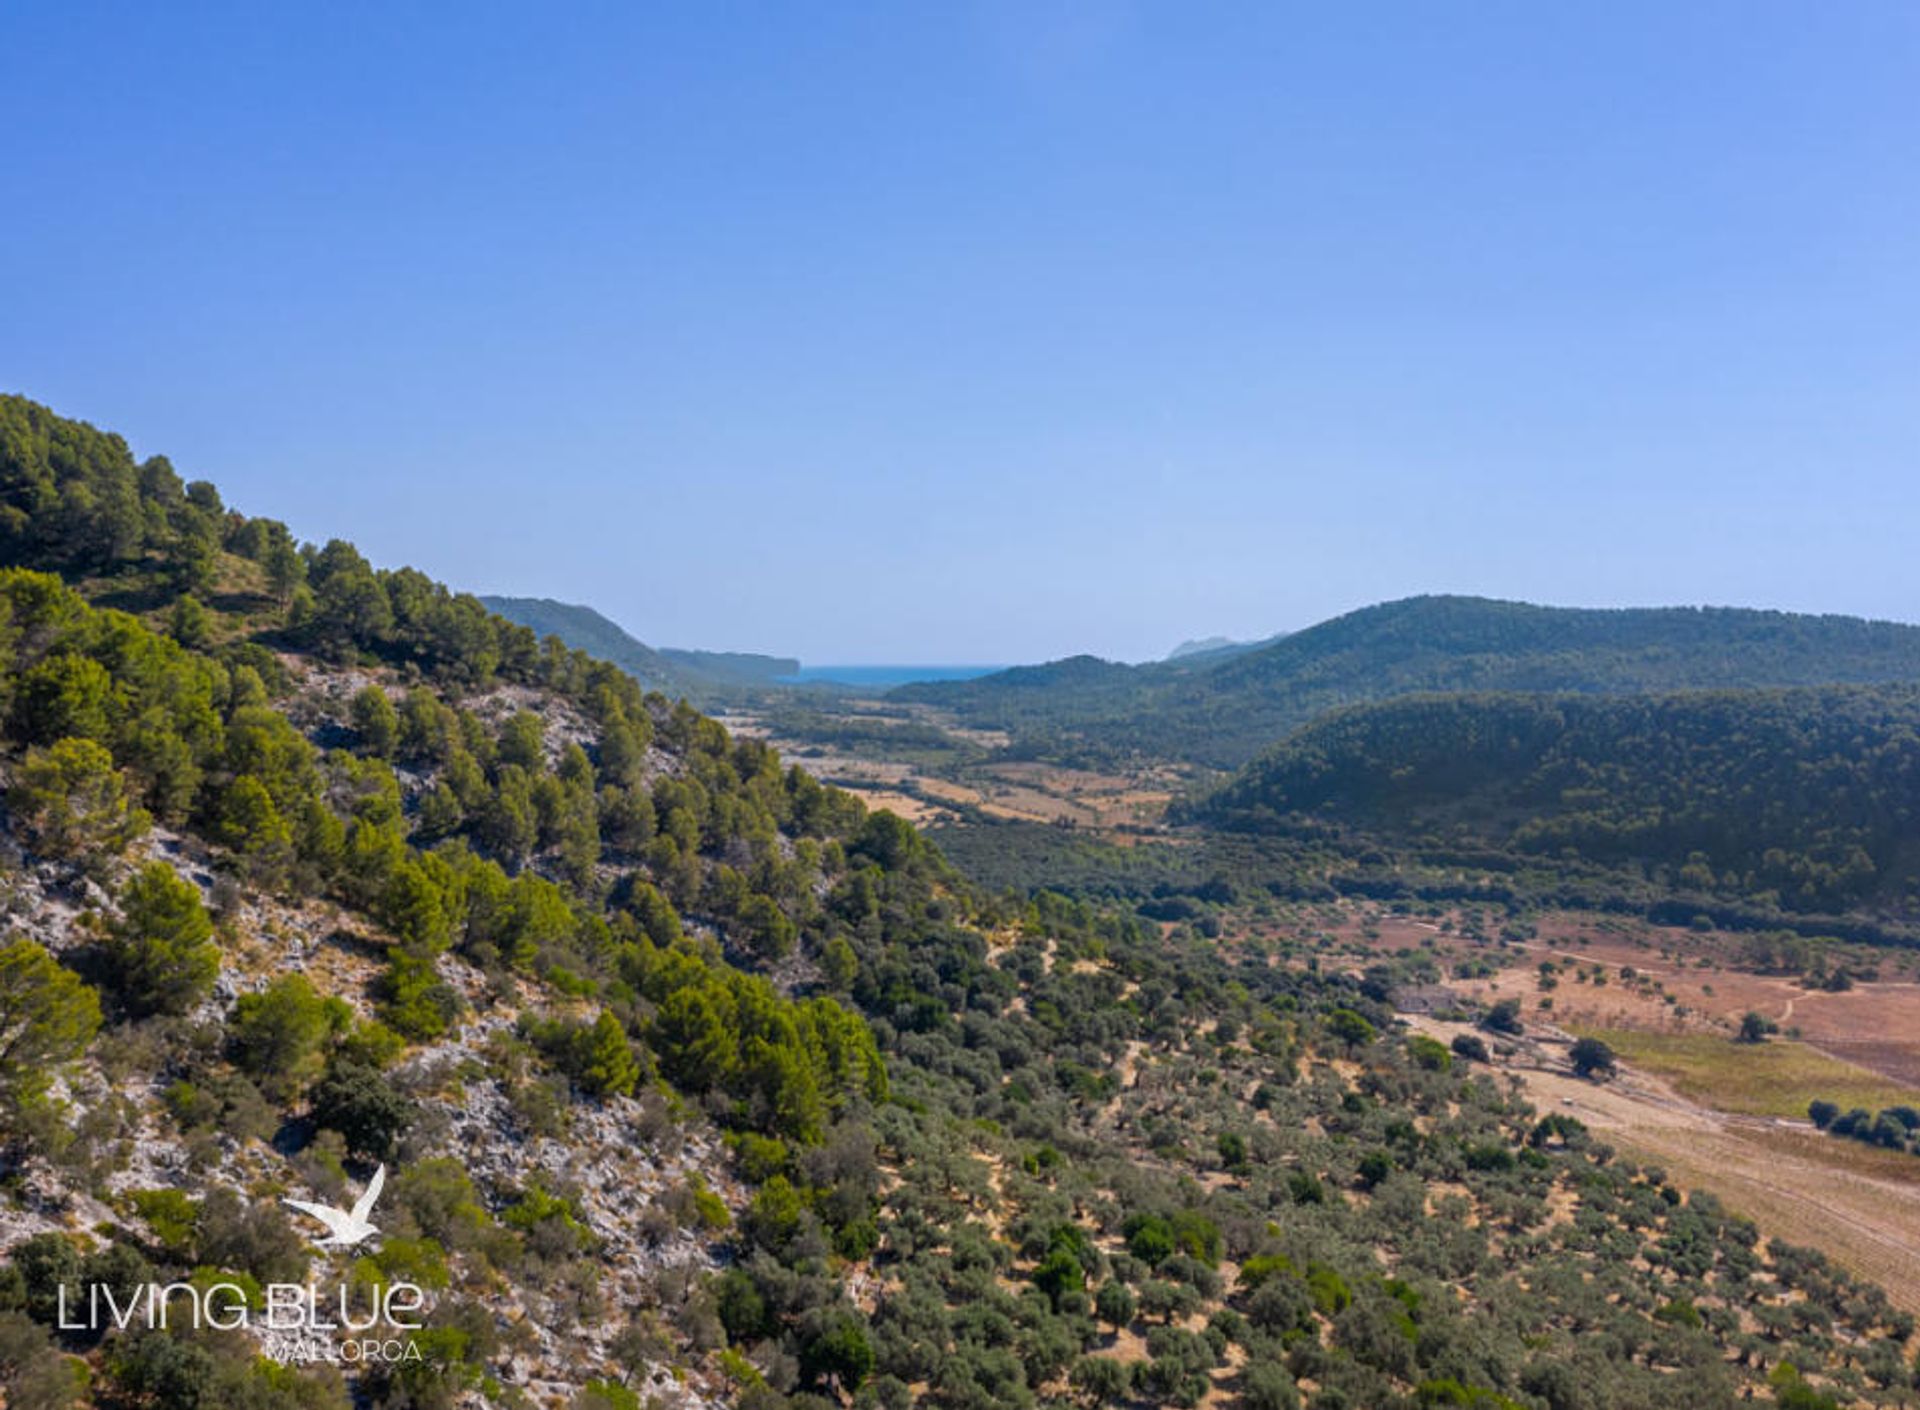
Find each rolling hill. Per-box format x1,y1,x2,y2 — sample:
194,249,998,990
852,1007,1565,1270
1197,684,1920,916
898,595,1920,768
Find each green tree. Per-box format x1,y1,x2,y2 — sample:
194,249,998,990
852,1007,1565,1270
217,775,292,876
1033,1247,1085,1311
1481,999,1524,1035
350,685,399,759
497,711,545,771
821,936,859,992
1095,1279,1136,1332
565,1012,640,1099
13,655,114,744
379,860,451,953
1071,1356,1130,1406
229,975,342,1098
167,594,212,648
264,536,306,607
799,1310,874,1395
106,863,218,1019
0,938,102,1116
0,1308,89,1407
378,951,462,1041
11,738,149,859
1737,1011,1773,1044
1325,1008,1376,1050
1217,1131,1249,1172
1450,1033,1489,1063
1569,1036,1617,1080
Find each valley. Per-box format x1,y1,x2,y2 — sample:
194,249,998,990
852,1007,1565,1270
5,394,1920,1410
717,701,1187,838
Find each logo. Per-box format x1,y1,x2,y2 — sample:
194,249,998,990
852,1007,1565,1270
53,1164,427,1365
285,1163,386,1249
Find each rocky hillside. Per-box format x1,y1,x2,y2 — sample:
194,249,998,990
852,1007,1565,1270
1,393,1915,1410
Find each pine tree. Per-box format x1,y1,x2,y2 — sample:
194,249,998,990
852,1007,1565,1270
106,863,219,1018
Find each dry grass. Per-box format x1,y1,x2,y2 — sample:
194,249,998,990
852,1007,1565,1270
1571,1028,1920,1120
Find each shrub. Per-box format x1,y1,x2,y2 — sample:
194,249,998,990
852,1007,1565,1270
1480,999,1523,1035
308,1060,414,1160
1450,1034,1489,1063
1569,1036,1616,1079
228,975,344,1097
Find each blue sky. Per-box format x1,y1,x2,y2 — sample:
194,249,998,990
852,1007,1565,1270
4,3,1916,663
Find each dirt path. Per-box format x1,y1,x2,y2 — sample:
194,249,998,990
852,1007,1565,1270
1405,1015,1920,1313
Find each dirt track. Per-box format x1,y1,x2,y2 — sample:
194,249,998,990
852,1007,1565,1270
1405,1015,1920,1313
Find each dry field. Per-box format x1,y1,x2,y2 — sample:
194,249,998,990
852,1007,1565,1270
720,704,1183,839
1567,1027,1920,1121
1326,905,1920,1087
1323,902,1920,1307
1405,1013,1920,1314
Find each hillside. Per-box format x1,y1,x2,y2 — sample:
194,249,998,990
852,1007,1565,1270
1199,686,1920,917
478,596,796,698
2,393,1916,1410
476,596,695,694
899,595,1920,768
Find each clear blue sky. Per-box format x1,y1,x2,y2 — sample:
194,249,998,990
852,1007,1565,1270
4,3,1916,663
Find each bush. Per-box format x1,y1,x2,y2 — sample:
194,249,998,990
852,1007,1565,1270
1450,1033,1489,1063
1480,999,1523,1035
308,1060,414,1160
1569,1036,1616,1079
228,975,344,1098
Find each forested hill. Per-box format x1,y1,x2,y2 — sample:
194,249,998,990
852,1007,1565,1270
1198,685,1920,916
4,391,1916,1410
897,595,1920,768
479,595,800,695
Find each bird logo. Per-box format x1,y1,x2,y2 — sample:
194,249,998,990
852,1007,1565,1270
284,1164,387,1249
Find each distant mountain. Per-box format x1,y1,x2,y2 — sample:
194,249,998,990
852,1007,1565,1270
479,596,798,696
1167,636,1239,660
479,596,696,692
1164,632,1286,665
660,646,802,686
1195,684,1920,916
898,595,1920,768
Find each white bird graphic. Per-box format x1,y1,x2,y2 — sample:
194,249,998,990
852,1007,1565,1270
284,1164,387,1249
